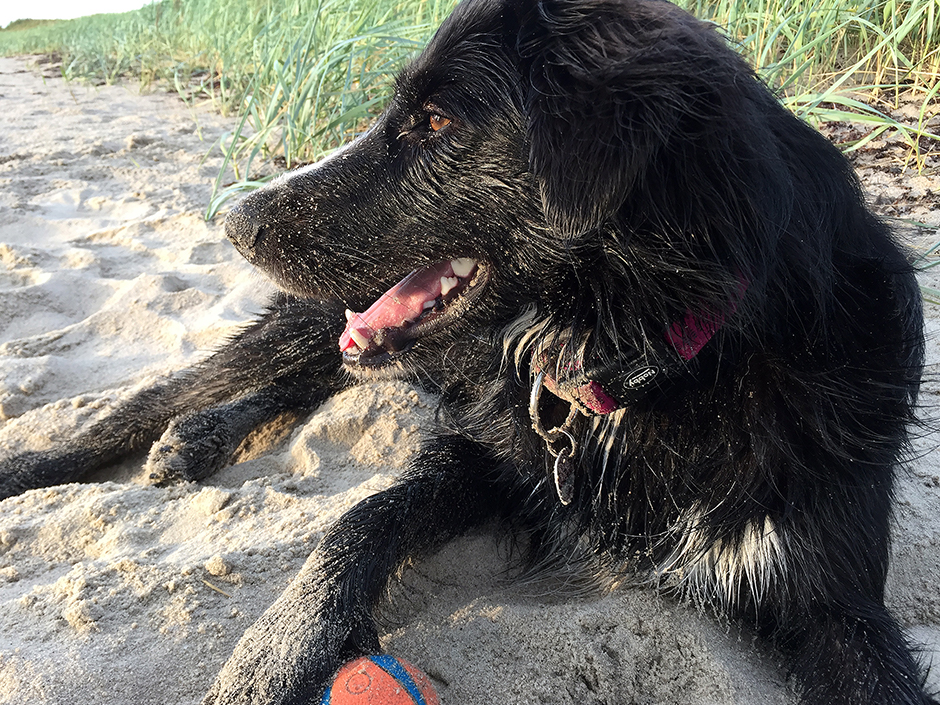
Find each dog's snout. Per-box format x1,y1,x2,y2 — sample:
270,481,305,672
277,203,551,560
224,203,263,254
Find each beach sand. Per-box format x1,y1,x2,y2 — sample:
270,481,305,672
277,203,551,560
0,55,938,704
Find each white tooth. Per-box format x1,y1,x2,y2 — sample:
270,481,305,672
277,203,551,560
423,299,436,310
451,258,476,278
345,309,355,321
440,276,459,296
349,328,370,349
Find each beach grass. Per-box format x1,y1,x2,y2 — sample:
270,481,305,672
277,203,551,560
1,0,937,215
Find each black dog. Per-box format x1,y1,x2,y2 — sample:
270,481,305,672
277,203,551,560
1,0,935,702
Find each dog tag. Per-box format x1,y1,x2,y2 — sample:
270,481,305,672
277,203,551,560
553,450,575,505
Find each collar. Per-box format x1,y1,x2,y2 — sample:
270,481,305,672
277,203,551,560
529,280,747,505
531,279,747,416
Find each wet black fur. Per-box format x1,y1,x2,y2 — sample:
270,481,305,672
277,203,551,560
1,0,935,702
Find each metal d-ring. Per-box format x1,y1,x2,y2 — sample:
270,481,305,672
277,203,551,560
530,372,580,448
529,371,549,440
530,371,581,505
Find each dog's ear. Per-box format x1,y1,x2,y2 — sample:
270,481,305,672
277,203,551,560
510,0,732,239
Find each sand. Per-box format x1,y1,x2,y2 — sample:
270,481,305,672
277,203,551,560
0,54,938,705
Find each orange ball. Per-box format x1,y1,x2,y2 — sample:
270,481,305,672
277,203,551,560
321,655,440,705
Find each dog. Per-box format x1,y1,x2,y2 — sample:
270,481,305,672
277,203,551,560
0,0,935,702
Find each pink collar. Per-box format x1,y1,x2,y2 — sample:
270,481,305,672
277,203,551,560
532,279,747,415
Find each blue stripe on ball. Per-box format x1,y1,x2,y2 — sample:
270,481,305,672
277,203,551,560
371,655,427,704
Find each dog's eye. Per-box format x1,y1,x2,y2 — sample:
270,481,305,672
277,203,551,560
429,113,452,132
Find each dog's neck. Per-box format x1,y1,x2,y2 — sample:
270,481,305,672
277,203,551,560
529,281,747,504
532,286,746,415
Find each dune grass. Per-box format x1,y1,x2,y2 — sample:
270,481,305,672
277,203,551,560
695,0,940,161
1,0,937,216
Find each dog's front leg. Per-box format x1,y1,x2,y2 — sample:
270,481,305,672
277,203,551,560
144,384,301,484
201,434,503,705
0,296,347,498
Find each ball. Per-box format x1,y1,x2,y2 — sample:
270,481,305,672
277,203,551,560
321,655,440,705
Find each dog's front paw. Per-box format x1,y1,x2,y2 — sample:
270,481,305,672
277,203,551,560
145,410,238,484
201,586,380,705
201,640,333,705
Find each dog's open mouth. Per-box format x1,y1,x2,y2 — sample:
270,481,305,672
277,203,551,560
339,257,488,366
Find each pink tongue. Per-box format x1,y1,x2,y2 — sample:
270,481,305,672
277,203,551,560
339,261,455,352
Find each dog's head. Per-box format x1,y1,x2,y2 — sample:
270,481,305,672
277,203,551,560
225,0,780,378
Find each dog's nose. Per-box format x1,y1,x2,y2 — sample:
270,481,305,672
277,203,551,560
224,203,262,253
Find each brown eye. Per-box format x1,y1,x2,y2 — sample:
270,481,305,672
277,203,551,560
429,114,452,132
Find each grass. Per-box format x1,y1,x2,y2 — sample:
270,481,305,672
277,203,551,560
1,19,61,32
0,0,938,216
910,222,940,303
694,0,940,163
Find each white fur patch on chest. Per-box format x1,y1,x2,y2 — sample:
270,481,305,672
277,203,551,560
656,509,788,609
